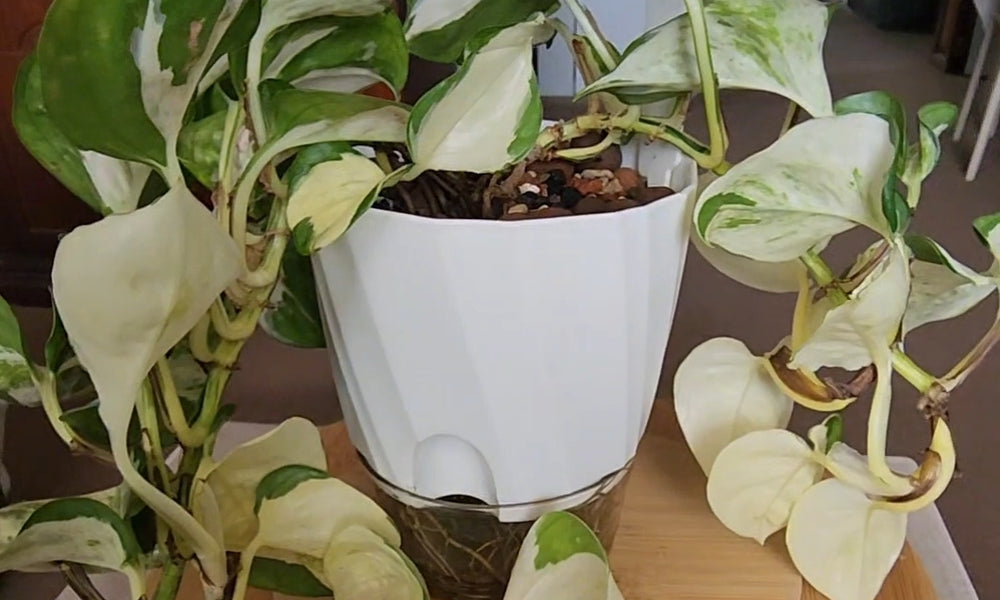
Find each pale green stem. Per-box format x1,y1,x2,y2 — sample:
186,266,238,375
138,381,175,495
34,368,76,448
562,0,617,70
188,315,215,363
943,308,1000,391
156,358,202,448
209,299,260,342
683,0,728,168
153,560,185,600
555,131,621,161
799,250,937,392
780,101,801,137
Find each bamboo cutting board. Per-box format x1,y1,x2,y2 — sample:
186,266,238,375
319,402,938,600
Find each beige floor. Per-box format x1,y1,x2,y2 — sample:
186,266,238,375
2,9,997,599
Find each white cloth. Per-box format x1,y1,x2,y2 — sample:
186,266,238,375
55,430,979,600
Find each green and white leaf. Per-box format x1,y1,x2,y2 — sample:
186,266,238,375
793,241,909,372
503,512,613,600
201,418,327,551
285,143,387,254
786,479,907,600
973,213,1000,262
0,488,127,548
0,295,39,406
263,12,408,97
903,236,997,335
261,245,326,348
707,430,823,544
696,113,894,262
168,345,209,403
322,525,426,600
835,91,908,175
0,498,144,599
674,338,793,476
407,16,552,175
582,0,833,117
51,187,242,586
405,0,558,63
902,102,958,206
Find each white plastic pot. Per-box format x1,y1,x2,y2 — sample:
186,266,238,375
314,140,697,518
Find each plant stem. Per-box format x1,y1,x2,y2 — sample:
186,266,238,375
138,381,175,494
34,368,77,448
780,101,801,137
683,0,727,168
154,560,186,600
61,564,108,600
157,358,203,448
799,249,938,392
562,0,617,71
943,309,1000,391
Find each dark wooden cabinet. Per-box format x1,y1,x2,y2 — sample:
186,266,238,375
1,1,98,306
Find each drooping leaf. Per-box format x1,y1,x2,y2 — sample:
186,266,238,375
903,236,997,335
201,418,327,551
707,430,823,544
263,12,408,96
285,143,387,254
673,338,793,475
51,188,243,586
504,512,610,600
250,557,333,597
260,244,326,348
0,498,145,599
696,114,895,262
407,16,552,175
404,0,558,63
582,0,833,118
793,241,909,372
786,479,907,600
902,102,958,206
0,296,38,407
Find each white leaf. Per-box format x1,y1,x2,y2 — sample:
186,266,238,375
80,152,153,214
696,114,894,263
787,479,907,600
707,430,822,544
292,68,392,95
407,16,552,174
504,512,609,600
406,0,480,38
51,188,242,585
584,0,833,117
692,233,805,293
793,241,910,372
674,338,793,475
202,418,327,550
322,526,424,600
903,244,997,335
821,442,913,497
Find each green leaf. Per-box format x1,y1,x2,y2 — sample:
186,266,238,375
255,465,331,511
902,102,958,206
823,414,843,453
12,53,104,214
880,174,911,234
696,114,895,262
974,213,1000,260
284,143,387,253
263,12,408,96
505,512,612,600
168,344,208,403
265,89,409,143
179,110,229,188
0,296,27,360
0,498,145,599
36,0,167,165
51,188,242,587
60,403,113,450
405,0,557,63
0,296,37,407
261,244,326,348
407,16,551,174
583,0,833,118
250,557,333,596
44,308,70,373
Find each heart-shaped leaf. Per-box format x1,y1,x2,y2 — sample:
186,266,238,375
260,244,326,348
201,418,327,550
504,512,612,600
903,235,997,335
793,241,910,372
407,16,552,175
674,338,793,475
902,102,958,207
0,498,145,599
285,143,388,254
405,0,558,63
786,479,907,600
696,114,895,263
707,430,823,544
51,187,242,586
263,12,408,96
582,0,833,118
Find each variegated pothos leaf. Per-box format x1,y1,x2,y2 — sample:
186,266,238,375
0,296,39,407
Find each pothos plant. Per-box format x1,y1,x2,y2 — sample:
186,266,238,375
0,0,921,598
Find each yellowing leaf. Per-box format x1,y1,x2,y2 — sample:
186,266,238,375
786,479,907,600
674,338,793,474
202,418,327,550
707,430,822,544
51,188,242,586
322,526,424,600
